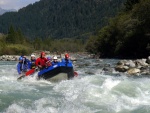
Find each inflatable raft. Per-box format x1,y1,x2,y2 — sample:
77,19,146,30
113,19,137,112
38,61,75,81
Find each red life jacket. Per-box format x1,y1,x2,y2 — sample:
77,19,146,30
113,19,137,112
36,57,48,67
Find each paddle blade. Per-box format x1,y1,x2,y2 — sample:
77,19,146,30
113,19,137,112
74,71,78,77
17,75,25,80
25,69,35,76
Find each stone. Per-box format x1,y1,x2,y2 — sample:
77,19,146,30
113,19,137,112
127,68,140,75
125,60,136,68
146,56,150,64
115,65,129,72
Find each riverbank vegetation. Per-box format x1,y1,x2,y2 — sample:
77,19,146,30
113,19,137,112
0,26,85,55
85,0,150,58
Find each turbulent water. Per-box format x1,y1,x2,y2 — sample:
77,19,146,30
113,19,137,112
1,58,150,113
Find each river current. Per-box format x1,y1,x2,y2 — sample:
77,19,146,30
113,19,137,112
0,57,150,113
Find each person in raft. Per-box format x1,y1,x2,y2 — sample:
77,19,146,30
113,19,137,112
46,56,52,67
28,54,36,69
35,52,48,70
61,53,72,65
17,55,30,76
52,56,59,65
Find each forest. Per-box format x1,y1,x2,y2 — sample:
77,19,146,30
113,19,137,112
0,0,125,39
85,0,150,58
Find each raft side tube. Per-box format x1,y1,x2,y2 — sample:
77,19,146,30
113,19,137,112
38,62,74,80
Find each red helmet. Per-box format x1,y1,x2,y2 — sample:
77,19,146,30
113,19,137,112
65,53,69,59
41,52,45,56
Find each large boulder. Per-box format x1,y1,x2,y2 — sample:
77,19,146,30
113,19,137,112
135,59,149,67
127,68,141,75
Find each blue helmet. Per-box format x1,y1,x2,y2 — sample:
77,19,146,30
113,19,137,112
19,57,23,61
47,56,51,60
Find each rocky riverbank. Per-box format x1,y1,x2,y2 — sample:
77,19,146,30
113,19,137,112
0,55,19,61
115,56,150,76
0,53,77,61
0,53,149,76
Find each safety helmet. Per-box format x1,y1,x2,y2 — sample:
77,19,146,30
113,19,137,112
41,52,46,56
19,56,23,61
31,54,35,57
47,56,51,60
65,53,69,59
53,56,57,60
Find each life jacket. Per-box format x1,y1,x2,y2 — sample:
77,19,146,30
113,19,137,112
62,58,72,67
52,61,58,66
36,57,48,68
30,59,36,69
19,62,28,72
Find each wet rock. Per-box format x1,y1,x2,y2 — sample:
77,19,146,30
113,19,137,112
102,67,112,71
135,59,148,67
127,68,140,75
117,60,127,65
115,65,129,72
115,57,150,77
146,56,150,64
0,55,17,61
125,60,136,68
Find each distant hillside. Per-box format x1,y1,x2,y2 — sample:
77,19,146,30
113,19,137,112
0,0,126,39
0,7,16,15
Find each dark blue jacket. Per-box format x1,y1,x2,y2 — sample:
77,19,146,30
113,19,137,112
61,59,73,66
17,62,28,74
28,59,36,69
52,61,59,66
17,58,30,74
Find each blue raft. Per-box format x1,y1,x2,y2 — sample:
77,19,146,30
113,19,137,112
38,61,75,80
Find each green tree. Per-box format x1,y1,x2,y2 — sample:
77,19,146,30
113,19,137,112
16,28,24,44
5,25,16,43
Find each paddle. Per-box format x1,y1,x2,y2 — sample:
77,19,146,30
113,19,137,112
25,69,35,76
17,74,25,80
17,69,36,80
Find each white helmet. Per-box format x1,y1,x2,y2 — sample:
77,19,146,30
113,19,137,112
53,56,57,60
31,54,35,57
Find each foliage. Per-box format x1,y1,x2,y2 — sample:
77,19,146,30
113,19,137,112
86,0,150,58
0,27,85,55
124,0,140,11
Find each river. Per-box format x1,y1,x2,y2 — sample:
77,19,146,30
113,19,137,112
0,58,150,113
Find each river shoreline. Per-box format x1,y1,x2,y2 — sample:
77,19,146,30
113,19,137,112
0,54,149,76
